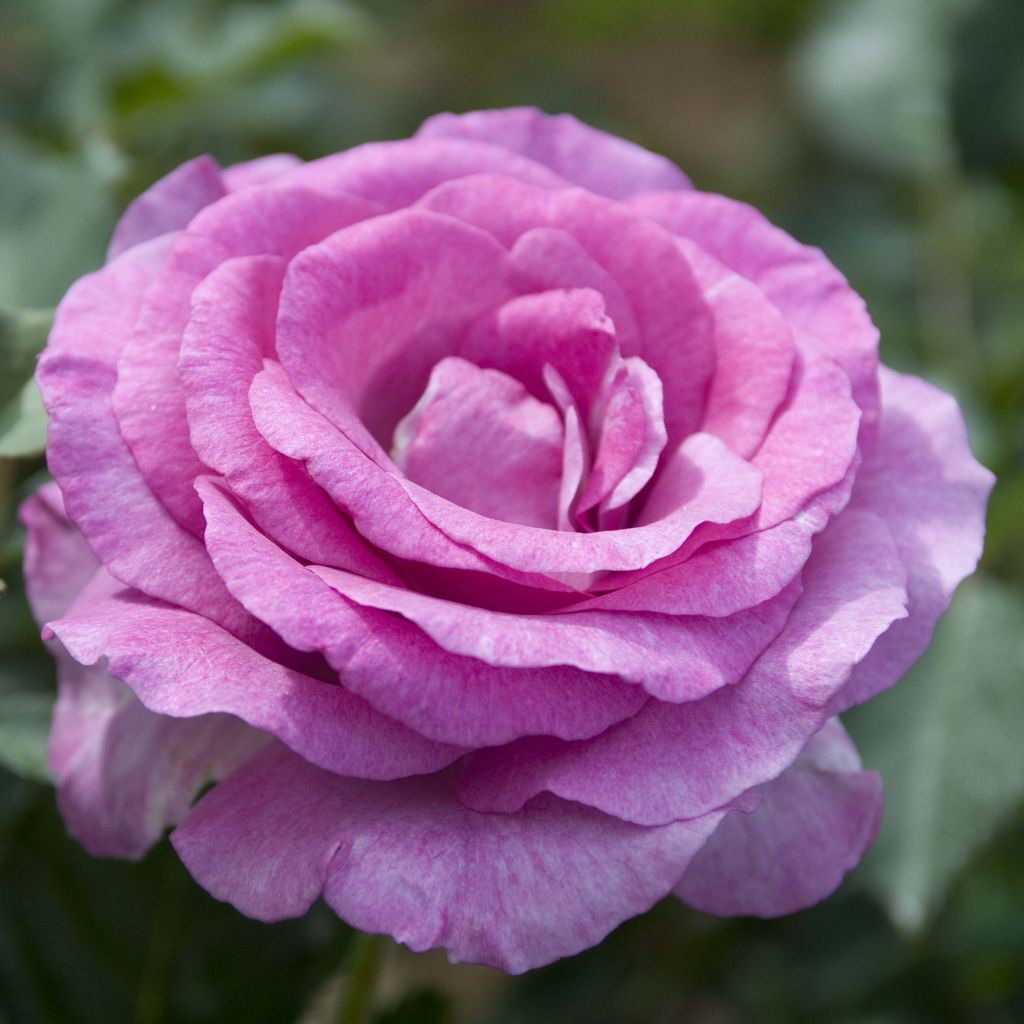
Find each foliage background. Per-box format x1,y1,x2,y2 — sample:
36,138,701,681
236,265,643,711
1,0,1023,1020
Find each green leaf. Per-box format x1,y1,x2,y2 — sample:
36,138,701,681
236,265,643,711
0,307,52,461
0,378,48,459
791,0,968,175
0,685,52,783
847,576,1024,933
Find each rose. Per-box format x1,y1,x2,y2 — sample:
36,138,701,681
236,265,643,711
22,108,991,973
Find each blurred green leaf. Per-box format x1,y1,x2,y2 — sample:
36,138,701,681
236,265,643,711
0,131,114,309
0,380,48,460
0,307,52,461
792,0,966,175
848,577,1024,933
0,669,52,782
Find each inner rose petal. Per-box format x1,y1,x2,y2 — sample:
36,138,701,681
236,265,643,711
393,357,564,529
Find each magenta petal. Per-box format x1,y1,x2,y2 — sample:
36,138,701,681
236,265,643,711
37,237,263,640
112,186,381,533
20,482,98,625
684,239,797,459
417,107,691,198
179,254,396,578
106,155,225,261
172,742,721,972
394,357,564,528
458,287,619,419
198,478,648,746
419,175,714,443
49,656,259,860
675,720,883,916
401,432,763,575
222,153,302,190
832,367,994,712
456,508,907,826
313,565,799,703
630,190,880,438
275,208,514,456
586,520,815,617
48,577,463,780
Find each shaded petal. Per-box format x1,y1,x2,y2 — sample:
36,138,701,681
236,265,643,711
112,186,381,533
180,253,396,579
172,742,721,973
106,155,225,261
393,357,563,529
417,107,691,198
48,573,463,780
456,508,907,825
675,720,883,916
20,482,98,624
37,237,263,641
48,655,259,860
832,367,994,712
197,478,648,746
313,565,800,704
630,190,880,439
419,175,714,444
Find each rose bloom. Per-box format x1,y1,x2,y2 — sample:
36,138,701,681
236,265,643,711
22,109,991,972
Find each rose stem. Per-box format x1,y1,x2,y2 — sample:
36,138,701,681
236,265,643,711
335,931,389,1024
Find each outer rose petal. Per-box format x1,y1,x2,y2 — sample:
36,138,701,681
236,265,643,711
172,742,723,973
21,483,262,860
456,508,907,825
832,367,994,712
48,659,260,860
48,576,464,780
629,190,880,439
675,719,883,916
37,236,270,643
221,153,303,190
417,107,691,198
106,155,225,261
20,482,98,624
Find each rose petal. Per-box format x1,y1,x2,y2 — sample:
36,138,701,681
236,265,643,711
106,155,225,261
48,655,260,860
456,508,907,825
675,719,883,916
630,190,880,439
112,186,381,533
417,107,691,198
831,367,994,712
48,573,463,780
274,208,514,458
180,253,397,579
37,236,264,641
197,477,648,746
419,175,714,444
20,482,99,624
313,564,799,704
393,357,564,529
172,742,721,973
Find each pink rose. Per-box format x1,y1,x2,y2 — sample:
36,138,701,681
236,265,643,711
22,108,991,972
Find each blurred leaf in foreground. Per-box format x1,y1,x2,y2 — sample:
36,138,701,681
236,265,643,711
847,576,1024,933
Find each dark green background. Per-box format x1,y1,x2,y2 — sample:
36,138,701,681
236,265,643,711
1,1,1023,1021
